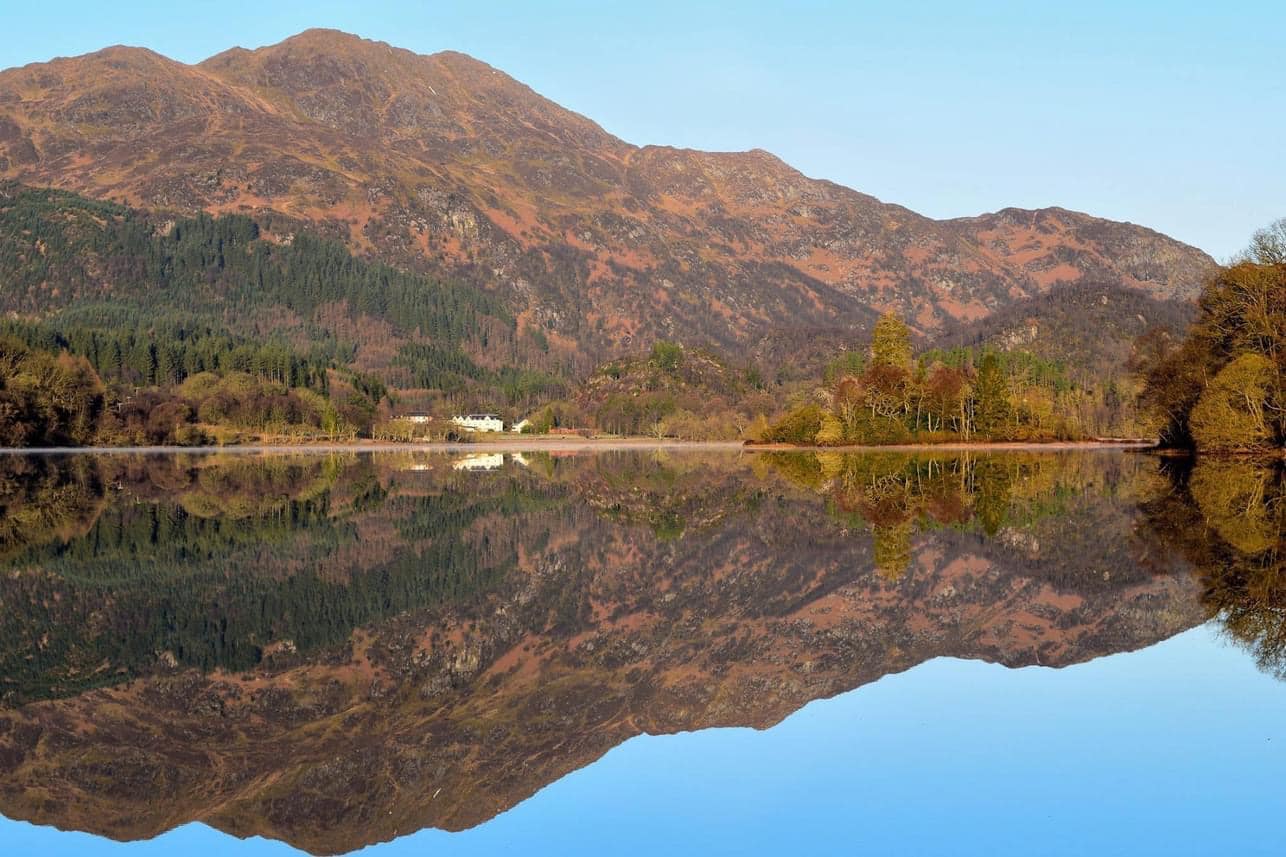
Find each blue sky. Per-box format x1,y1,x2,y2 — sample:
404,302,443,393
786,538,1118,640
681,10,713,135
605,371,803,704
2,1,1283,258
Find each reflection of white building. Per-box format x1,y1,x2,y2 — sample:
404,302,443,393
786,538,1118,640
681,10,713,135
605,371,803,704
451,413,504,433
452,453,505,471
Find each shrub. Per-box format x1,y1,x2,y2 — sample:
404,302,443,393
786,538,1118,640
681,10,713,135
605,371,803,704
815,413,845,446
742,414,772,443
844,409,911,445
765,404,824,444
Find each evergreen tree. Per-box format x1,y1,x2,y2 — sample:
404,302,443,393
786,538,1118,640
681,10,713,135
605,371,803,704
870,312,912,370
972,352,1011,436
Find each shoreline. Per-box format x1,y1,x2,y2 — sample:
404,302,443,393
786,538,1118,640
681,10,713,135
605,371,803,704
0,439,1157,456
743,440,1158,453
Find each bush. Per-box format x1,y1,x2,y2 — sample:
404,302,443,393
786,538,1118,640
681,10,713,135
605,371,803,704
765,405,824,444
173,424,209,446
815,413,845,446
844,409,911,445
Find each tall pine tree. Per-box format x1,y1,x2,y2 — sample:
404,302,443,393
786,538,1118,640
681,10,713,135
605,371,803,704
973,352,1011,436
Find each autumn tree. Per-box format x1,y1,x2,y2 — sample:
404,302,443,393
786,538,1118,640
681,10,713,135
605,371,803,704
923,363,968,434
859,312,914,429
870,312,913,370
1139,218,1285,450
833,374,864,435
972,353,1011,437
1136,331,1211,447
1189,353,1275,451
815,412,845,445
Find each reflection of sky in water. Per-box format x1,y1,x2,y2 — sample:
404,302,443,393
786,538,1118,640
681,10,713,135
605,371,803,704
6,623,1283,856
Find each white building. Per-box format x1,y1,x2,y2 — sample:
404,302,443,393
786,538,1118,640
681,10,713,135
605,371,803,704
510,418,532,434
451,413,505,433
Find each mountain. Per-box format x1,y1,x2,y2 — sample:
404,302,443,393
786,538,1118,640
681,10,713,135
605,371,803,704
930,281,1198,377
0,29,1215,368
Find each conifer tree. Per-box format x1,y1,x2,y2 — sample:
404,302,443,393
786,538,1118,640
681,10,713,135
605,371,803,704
973,352,1011,436
870,312,912,370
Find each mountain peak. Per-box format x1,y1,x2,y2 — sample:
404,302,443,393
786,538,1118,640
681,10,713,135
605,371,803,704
282,26,370,44
200,28,408,74
238,28,397,57
85,44,170,64
28,43,183,77
201,29,497,76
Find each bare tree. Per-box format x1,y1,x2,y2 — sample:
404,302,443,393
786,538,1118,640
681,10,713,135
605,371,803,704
1243,217,1286,265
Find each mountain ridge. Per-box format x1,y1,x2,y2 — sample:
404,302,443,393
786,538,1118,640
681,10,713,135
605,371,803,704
0,29,1216,367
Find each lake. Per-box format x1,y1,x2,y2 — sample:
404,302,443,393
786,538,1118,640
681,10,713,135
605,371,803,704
0,448,1281,856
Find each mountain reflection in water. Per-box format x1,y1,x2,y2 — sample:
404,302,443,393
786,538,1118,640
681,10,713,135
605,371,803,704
0,448,1279,855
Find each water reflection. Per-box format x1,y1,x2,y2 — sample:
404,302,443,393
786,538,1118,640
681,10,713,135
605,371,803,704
1142,458,1285,677
0,449,1276,854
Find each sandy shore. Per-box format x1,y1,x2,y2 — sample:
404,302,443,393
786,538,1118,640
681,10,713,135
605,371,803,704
0,439,1156,456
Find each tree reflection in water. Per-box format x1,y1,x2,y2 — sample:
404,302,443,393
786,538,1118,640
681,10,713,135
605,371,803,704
1144,458,1285,678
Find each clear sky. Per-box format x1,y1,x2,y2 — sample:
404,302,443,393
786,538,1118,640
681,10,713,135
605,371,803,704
2,1,1283,259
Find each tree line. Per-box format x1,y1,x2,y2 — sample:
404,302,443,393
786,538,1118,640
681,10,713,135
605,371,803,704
0,186,508,347
0,183,571,431
757,311,1142,446
1138,218,1285,453
0,334,382,446
1,310,331,392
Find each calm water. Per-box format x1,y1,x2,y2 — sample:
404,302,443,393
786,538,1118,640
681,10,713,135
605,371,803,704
0,448,1281,856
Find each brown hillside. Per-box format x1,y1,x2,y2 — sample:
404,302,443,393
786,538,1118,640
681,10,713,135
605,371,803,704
0,29,1216,366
